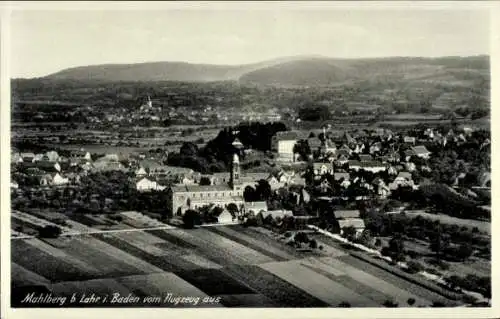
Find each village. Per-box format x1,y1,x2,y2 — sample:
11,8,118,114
10,113,491,307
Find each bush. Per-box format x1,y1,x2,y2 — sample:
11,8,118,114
338,302,351,308
406,260,424,274
431,301,445,307
38,225,62,238
109,215,123,222
383,299,399,308
407,298,416,306
183,210,202,229
309,239,318,249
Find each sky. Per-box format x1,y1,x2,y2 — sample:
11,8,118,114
8,2,492,78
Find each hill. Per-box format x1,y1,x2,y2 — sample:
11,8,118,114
38,55,489,87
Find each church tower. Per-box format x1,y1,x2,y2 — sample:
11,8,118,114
147,95,153,108
230,153,241,190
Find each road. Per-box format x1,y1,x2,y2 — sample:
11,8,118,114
10,221,240,240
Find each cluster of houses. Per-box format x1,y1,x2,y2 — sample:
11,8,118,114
268,125,481,201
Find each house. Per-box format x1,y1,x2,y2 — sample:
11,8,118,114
40,174,53,186
261,210,293,220
403,136,416,144
243,201,268,216
334,172,350,181
389,171,416,190
369,142,382,155
478,172,491,188
71,150,92,161
92,160,127,172
11,181,19,189
353,143,365,154
135,166,148,177
387,165,398,176
338,219,366,237
342,132,357,147
271,131,305,162
11,153,23,164
336,153,350,166
358,154,373,162
312,162,333,177
138,159,165,176
307,137,322,152
404,162,416,172
216,209,234,224
334,210,361,219
373,177,391,198
20,152,35,162
412,145,431,159
136,177,167,192
348,160,386,173
334,209,365,237
52,173,69,186
36,161,61,173
44,151,60,162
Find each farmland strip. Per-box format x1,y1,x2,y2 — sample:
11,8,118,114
259,261,378,307
338,254,457,306
93,233,199,272
207,226,290,261
12,262,51,286
12,240,95,282
224,264,327,307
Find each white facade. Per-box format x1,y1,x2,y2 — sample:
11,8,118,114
277,140,297,162
136,178,166,192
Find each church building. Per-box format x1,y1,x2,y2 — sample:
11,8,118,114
168,152,245,217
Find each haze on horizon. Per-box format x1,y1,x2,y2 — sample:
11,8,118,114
10,5,491,79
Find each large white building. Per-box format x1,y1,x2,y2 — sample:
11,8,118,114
272,131,305,162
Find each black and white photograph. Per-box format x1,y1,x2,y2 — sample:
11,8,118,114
1,1,496,315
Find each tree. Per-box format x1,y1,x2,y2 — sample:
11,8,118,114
406,260,424,274
342,225,358,242
429,228,450,262
199,176,212,186
309,239,318,249
383,235,406,262
407,298,416,306
383,299,399,308
182,210,201,229
38,225,62,238
255,179,272,201
431,301,445,307
456,242,474,261
293,140,311,161
226,203,239,217
243,186,257,202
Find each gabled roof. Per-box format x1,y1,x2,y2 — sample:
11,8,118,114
313,162,331,170
397,171,412,180
244,201,268,212
139,159,163,170
307,137,322,148
21,152,35,159
348,160,385,168
171,184,233,193
338,218,365,229
274,131,305,141
335,210,361,219
358,154,373,161
262,210,293,219
334,172,350,180
412,145,430,155
343,132,356,144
